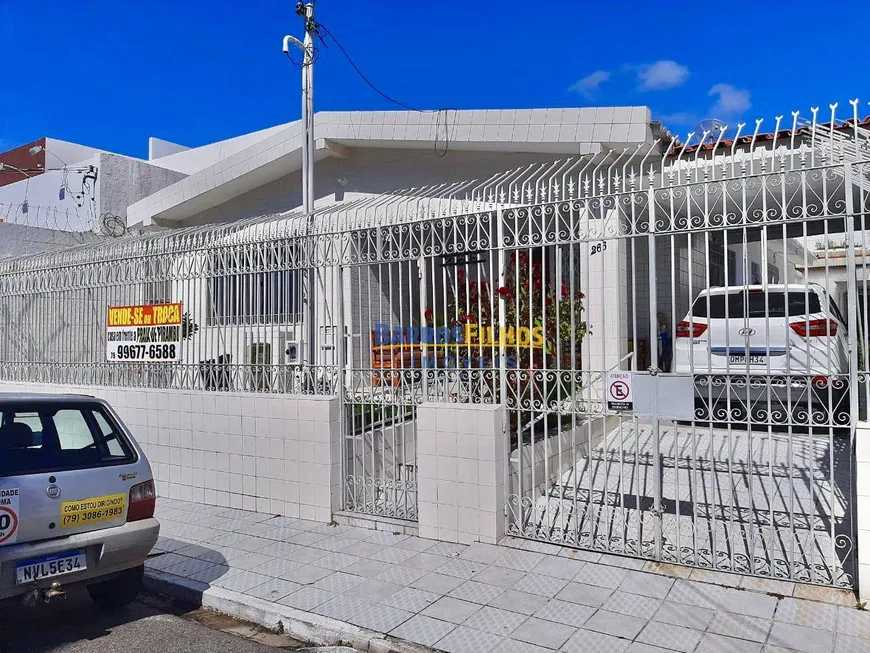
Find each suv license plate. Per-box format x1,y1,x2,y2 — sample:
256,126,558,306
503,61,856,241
729,355,766,365
16,550,86,584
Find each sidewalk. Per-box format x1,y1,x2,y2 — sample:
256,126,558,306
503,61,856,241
147,498,866,653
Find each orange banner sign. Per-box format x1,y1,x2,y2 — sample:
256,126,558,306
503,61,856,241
107,303,182,328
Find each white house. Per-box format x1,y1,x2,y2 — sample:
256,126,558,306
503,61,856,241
0,106,815,382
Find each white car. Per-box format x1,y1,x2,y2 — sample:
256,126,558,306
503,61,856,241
0,394,159,607
673,284,849,420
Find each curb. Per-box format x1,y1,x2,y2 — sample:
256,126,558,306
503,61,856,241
144,570,438,653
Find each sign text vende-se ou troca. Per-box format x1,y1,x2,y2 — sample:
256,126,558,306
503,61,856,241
106,303,183,362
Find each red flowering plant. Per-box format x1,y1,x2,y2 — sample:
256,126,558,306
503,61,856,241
426,251,588,441
499,251,588,441
498,250,588,369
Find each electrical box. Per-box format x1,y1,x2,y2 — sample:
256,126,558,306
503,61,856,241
284,340,303,366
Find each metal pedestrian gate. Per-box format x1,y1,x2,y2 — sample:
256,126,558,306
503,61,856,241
342,259,421,521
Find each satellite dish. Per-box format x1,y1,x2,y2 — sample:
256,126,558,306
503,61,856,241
694,118,729,144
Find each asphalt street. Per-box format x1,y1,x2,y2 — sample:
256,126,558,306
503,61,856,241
0,589,352,653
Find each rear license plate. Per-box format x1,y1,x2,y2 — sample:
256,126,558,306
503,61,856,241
16,550,86,584
729,355,766,365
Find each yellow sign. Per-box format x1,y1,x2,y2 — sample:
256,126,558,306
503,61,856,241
463,324,544,348
371,323,545,350
106,302,183,362
107,303,181,327
60,494,126,528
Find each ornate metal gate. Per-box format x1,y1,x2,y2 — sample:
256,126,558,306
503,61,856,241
506,102,867,588
341,259,420,520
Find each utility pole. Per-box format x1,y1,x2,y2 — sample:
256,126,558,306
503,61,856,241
283,2,315,214
283,2,318,369
302,2,315,215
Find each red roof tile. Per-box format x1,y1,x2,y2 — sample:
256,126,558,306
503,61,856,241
666,115,870,157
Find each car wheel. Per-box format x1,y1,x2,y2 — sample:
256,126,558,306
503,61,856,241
87,565,143,609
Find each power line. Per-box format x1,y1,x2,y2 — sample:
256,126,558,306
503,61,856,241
0,166,94,175
314,22,457,157
316,23,422,113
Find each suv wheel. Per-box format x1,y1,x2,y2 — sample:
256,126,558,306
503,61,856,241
87,565,143,609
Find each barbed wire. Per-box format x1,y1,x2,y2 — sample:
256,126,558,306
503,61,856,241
0,163,100,233
0,202,98,236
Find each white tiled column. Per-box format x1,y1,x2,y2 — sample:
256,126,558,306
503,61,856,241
857,422,870,600
295,395,342,522
417,403,505,545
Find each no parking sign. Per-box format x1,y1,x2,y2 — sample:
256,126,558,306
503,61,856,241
606,371,634,412
0,488,19,545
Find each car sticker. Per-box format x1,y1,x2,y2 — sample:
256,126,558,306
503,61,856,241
0,488,20,545
61,493,126,528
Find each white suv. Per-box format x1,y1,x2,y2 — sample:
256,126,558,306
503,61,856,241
673,284,849,421
0,394,159,607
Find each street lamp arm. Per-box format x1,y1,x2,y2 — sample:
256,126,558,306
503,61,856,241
282,34,305,54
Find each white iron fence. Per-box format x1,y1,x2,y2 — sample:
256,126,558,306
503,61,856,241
2,100,870,587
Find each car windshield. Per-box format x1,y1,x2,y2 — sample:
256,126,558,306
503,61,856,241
690,290,822,319
0,402,135,476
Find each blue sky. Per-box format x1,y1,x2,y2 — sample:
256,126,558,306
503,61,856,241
2,0,868,158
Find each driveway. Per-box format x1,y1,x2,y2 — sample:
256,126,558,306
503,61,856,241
527,420,854,587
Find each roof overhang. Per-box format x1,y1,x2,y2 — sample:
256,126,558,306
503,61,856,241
127,107,653,228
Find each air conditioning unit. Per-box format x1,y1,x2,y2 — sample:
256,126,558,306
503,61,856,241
284,340,303,366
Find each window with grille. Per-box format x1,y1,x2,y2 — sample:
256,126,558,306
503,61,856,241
144,280,172,305
208,245,302,326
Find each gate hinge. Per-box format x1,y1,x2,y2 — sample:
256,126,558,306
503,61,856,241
503,505,508,516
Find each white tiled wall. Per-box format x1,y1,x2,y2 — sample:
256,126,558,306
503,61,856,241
0,383,341,523
857,422,870,601
417,403,505,545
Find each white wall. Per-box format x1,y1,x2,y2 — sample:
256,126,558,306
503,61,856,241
148,137,190,160
0,138,116,233
0,223,104,259
580,225,629,373
45,138,108,166
417,403,505,544
0,382,342,522
0,157,99,232
175,147,567,228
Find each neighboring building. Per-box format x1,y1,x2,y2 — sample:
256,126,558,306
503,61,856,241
803,246,870,316
0,137,186,237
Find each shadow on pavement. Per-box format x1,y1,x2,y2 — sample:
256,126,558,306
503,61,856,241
0,587,194,653
0,537,231,653
145,536,231,601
